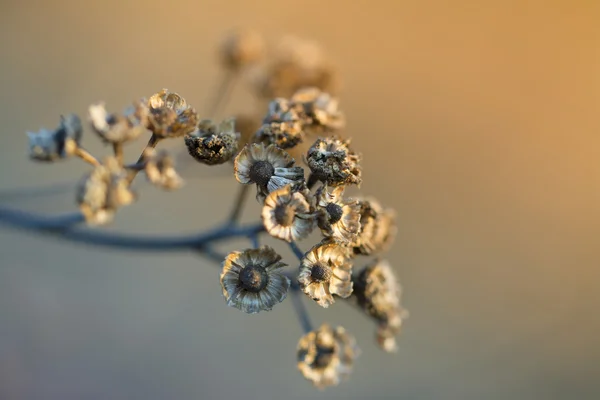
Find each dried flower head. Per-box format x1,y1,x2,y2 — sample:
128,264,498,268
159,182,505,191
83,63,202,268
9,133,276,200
297,324,359,389
184,118,240,165
353,259,408,353
146,89,198,138
352,198,397,256
234,143,305,202
298,242,353,308
219,29,265,70
262,185,315,242
27,114,82,161
291,87,345,131
142,149,183,190
220,246,290,314
89,100,149,144
76,157,135,225
316,185,361,245
306,137,362,187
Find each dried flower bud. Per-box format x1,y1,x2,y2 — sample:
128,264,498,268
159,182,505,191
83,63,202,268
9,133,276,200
262,185,315,242
220,246,290,314
219,29,265,70
298,241,353,308
290,87,345,131
353,259,408,353
184,118,239,165
142,149,183,190
27,114,82,161
146,89,198,138
89,100,149,144
316,185,361,245
297,324,359,389
76,157,135,225
352,198,397,256
306,137,362,187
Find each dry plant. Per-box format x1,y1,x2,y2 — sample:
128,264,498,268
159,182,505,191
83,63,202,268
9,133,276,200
0,29,408,389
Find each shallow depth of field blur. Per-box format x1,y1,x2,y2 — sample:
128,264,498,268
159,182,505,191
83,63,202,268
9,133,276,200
0,1,598,399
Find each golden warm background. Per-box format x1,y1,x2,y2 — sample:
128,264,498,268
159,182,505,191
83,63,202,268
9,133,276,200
0,0,598,399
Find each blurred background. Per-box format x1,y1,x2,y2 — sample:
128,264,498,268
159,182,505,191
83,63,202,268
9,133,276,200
0,0,599,399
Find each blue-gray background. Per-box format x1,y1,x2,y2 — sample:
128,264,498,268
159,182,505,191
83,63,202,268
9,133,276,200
0,1,598,399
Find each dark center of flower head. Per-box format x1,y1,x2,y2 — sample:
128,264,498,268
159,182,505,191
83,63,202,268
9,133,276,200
314,345,336,369
249,160,274,187
274,204,295,226
310,263,332,282
239,264,269,293
325,202,343,224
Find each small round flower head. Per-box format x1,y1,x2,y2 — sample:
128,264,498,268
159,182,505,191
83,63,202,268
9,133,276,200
146,89,198,138
316,185,361,245
291,87,345,131
27,114,82,161
297,324,359,389
262,185,315,242
298,242,353,308
142,149,183,190
76,157,135,225
306,136,362,187
220,246,290,314
352,198,397,256
254,98,305,149
184,118,240,165
219,29,265,70
234,143,305,202
89,100,149,144
353,259,408,353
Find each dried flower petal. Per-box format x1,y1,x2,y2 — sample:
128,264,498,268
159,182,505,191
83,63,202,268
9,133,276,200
142,149,183,190
352,198,397,256
89,100,149,144
262,185,315,242
146,89,198,138
291,87,345,131
316,185,361,245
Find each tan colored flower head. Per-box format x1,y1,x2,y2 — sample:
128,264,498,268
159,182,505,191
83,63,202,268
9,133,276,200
219,29,265,70
142,149,183,191
297,324,359,389
262,185,315,242
353,259,408,353
76,157,135,225
352,198,397,256
306,136,362,187
291,87,345,131
220,246,290,314
184,118,240,165
27,114,82,161
316,185,361,245
89,100,149,144
234,143,305,202
298,242,353,308
146,89,198,138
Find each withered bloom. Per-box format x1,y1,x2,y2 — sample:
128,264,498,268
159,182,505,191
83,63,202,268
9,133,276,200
220,246,290,314
76,157,135,225
142,149,183,190
306,137,362,187
146,89,198,138
262,185,315,242
290,87,345,132
254,98,305,149
297,324,359,389
89,100,149,144
219,29,265,70
184,118,240,165
353,259,408,353
316,185,361,245
234,143,305,202
298,242,353,308
352,198,397,256
27,114,82,161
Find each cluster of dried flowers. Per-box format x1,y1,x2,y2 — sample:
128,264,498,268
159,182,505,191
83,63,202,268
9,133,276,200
23,29,407,389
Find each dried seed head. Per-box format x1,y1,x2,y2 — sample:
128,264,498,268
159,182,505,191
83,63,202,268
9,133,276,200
89,100,149,144
291,87,345,132
306,137,362,187
262,185,316,242
27,114,83,161
220,246,290,314
352,198,397,256
142,149,183,190
219,29,265,70
146,89,198,138
184,118,240,165
316,186,361,245
297,324,359,389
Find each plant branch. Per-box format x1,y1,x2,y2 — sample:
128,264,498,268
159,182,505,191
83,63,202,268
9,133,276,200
126,134,160,183
74,147,101,166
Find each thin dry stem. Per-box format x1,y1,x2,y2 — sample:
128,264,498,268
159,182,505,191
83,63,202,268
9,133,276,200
74,147,101,166
126,134,161,183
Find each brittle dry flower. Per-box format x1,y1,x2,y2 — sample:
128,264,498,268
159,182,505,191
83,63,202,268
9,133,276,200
353,259,407,353
254,98,304,149
306,136,362,187
234,143,304,202
27,114,82,161
291,87,345,132
89,100,149,144
142,149,183,190
297,324,359,389
184,118,240,165
220,246,290,314
146,89,198,138
298,242,353,308
352,198,397,256
316,185,361,245
262,185,315,242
